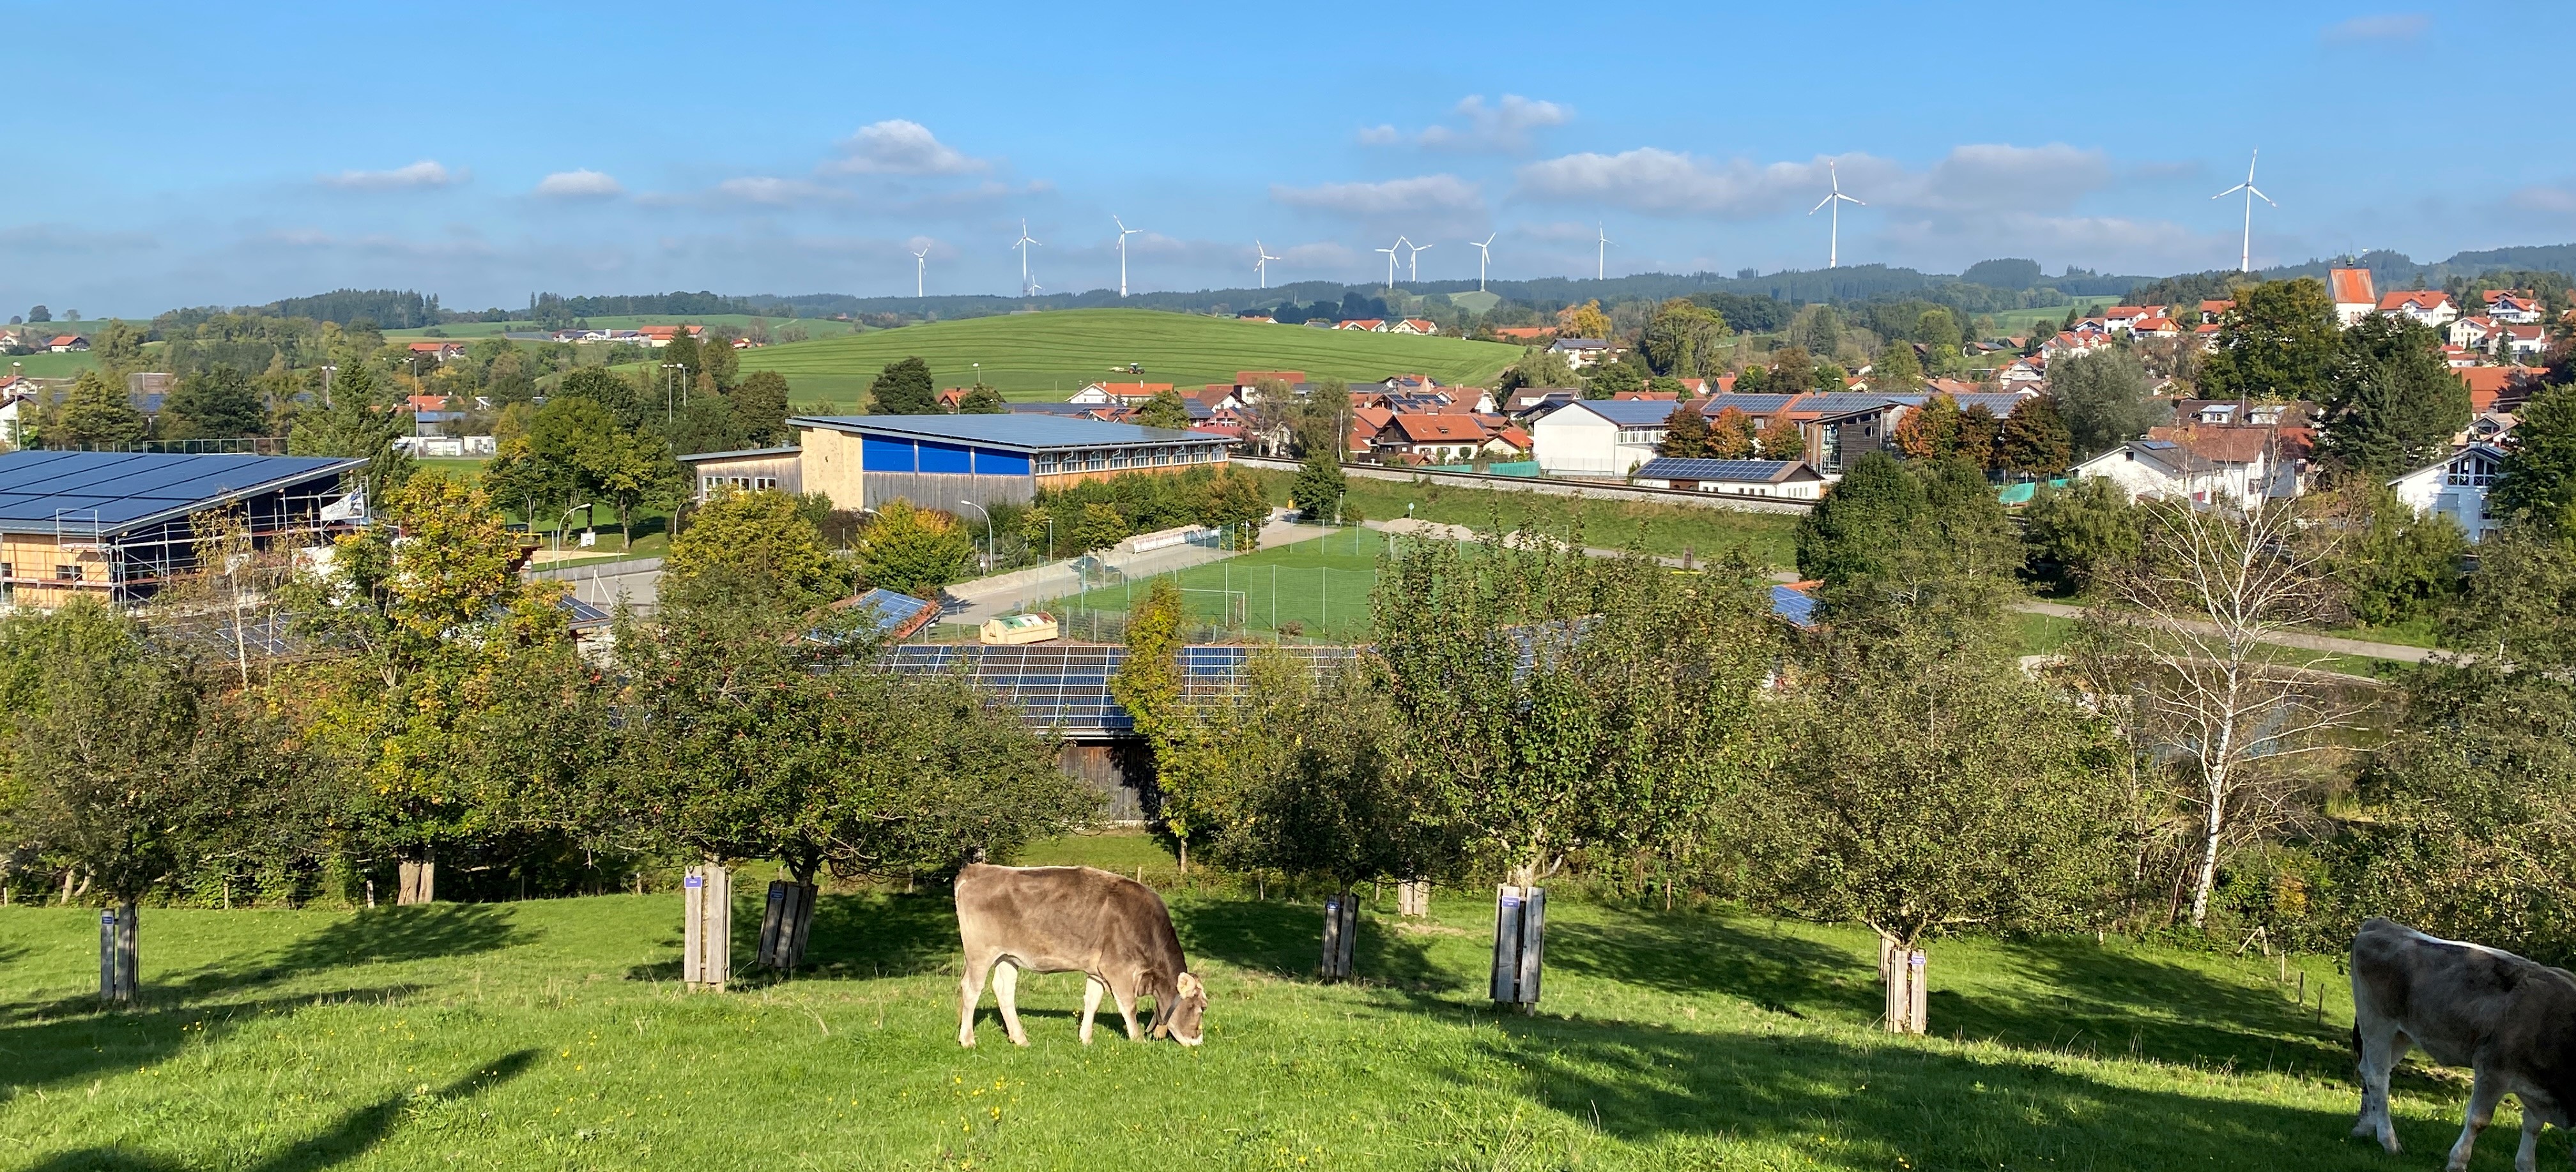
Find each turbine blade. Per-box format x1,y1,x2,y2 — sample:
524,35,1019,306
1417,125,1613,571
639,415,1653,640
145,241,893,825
1810,194,1833,213
2249,187,2276,206
2211,184,2245,199
1844,195,1866,206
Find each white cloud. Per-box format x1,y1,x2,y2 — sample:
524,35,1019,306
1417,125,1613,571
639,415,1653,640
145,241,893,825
822,119,990,176
2322,13,2427,42
2508,185,2576,218
319,160,458,191
1271,174,1483,217
1516,143,2112,218
711,176,844,206
533,169,624,199
1363,95,1570,153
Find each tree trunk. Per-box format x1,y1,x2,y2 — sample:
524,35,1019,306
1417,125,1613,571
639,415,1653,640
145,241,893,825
2188,737,2237,929
397,855,435,905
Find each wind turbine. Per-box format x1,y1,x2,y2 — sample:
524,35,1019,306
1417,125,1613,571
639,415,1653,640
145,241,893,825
1376,238,1401,289
1407,240,1434,282
912,247,929,298
1011,220,1041,296
1469,232,1496,291
1254,240,1282,289
1808,162,1865,268
1594,222,1613,281
1113,215,1143,298
2209,149,2275,273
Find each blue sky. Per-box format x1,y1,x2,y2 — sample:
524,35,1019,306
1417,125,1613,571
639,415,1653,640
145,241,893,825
7,2,2573,317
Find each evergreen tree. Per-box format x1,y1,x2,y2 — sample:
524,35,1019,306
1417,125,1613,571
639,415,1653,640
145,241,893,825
1795,452,1924,584
2319,316,2471,478
866,357,941,415
2497,383,2576,529
729,369,794,442
1289,450,1347,520
160,364,272,440
52,369,148,448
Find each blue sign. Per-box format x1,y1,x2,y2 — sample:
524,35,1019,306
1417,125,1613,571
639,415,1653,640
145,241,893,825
1500,896,1521,909
684,876,702,889
100,912,116,925
1326,899,1339,912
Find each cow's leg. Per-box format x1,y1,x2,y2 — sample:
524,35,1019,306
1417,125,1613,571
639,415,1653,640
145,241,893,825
2354,1020,2407,1152
992,960,1030,1046
2511,1099,2544,1172
958,951,997,1048
2446,1067,2507,1172
1111,978,1143,1042
1078,975,1106,1046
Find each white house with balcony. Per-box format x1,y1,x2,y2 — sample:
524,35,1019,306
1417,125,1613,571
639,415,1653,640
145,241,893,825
2388,443,2504,542
1528,399,1675,478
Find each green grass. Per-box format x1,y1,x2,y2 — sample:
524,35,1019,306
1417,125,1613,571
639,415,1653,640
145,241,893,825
1041,528,1391,639
1,350,102,379
385,315,867,342
1259,471,1802,570
725,308,1524,408
0,830,2487,1170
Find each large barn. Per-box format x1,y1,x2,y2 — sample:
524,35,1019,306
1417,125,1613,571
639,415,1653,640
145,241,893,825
681,414,1231,512
0,450,366,607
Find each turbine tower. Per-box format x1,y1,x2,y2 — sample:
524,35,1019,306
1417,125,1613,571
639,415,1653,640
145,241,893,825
1376,238,1401,289
1469,232,1496,291
1808,162,1865,269
1113,215,1143,298
1254,240,1282,289
912,247,929,298
1407,240,1434,282
2209,149,2275,274
1011,220,1042,296
1594,223,1613,281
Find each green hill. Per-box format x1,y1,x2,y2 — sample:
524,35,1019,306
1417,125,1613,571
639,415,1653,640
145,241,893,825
733,308,1525,407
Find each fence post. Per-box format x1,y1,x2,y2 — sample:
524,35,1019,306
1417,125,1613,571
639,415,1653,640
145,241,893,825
1319,890,1358,982
1490,885,1546,1009
99,902,138,1004
1397,879,1430,917
684,864,731,991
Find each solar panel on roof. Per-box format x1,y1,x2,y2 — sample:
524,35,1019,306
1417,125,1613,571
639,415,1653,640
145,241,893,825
1636,458,1793,482
1770,585,1820,629
850,588,933,637
0,452,360,532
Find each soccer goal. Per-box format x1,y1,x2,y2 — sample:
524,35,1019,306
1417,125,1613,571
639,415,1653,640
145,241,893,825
1179,587,1248,628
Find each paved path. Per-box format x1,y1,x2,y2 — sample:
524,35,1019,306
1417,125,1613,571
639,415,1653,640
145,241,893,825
2009,599,2436,664
942,519,1332,625
533,556,663,613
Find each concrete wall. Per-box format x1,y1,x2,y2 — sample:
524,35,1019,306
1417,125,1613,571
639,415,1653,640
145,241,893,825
1229,454,1813,514
798,427,867,510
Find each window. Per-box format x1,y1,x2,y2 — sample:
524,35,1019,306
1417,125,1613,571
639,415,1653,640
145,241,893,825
56,565,80,582
1110,449,1131,469
1034,453,1057,475
0,562,11,580
1153,448,1170,466
1085,449,1106,471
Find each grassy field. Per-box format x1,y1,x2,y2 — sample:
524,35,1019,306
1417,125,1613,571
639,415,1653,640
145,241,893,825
384,315,867,342
1044,527,1392,639
0,829,2485,1171
1255,471,1804,570
727,308,1525,408
2,350,103,379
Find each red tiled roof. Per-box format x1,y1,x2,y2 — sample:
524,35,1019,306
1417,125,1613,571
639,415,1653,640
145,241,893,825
403,394,447,412
1388,414,1489,443
2378,290,2450,311
1337,319,1384,330
2457,366,2540,414
1495,426,1531,451
2329,267,2377,306
1492,326,1556,341
1092,381,1173,397
1611,390,1679,400
1236,370,1305,385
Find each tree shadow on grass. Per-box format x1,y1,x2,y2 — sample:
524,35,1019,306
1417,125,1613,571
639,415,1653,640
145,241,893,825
1937,936,2353,1074
128,904,535,1005
622,890,962,986
0,986,426,1096
1548,911,1875,1018
1443,1016,2435,1171
1174,897,1446,991
19,1048,537,1172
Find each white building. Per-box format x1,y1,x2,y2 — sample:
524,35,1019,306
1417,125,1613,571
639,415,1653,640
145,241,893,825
2329,268,2379,328
1528,399,1676,478
2377,291,2458,328
2073,429,2302,510
1547,338,1613,369
2388,443,2504,542
1631,457,1827,500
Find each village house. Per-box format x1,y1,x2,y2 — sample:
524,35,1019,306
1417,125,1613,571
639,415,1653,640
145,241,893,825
2388,443,2504,542
47,335,88,353
1528,399,1675,477
1387,319,1440,335
1630,457,1828,500
1547,337,1613,368
2484,291,2545,324
2073,426,2306,509
405,340,467,363
636,324,707,347
1067,381,1173,406
1334,319,1386,331
2378,290,2458,328
1372,414,1494,464
2329,267,2379,328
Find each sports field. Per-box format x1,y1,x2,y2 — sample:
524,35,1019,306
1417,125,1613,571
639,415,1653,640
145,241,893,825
0,828,2458,1171
730,308,1525,407
1045,527,1390,640
1240,469,1804,570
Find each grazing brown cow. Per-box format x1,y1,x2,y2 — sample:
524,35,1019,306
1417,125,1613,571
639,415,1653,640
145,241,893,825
954,864,1206,1048
2351,918,2576,1172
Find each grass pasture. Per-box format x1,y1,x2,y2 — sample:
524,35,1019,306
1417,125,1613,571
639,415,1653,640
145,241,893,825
0,830,2486,1171
1245,469,1804,570
1044,527,1392,639
1,349,104,379
729,308,1525,408
383,315,868,342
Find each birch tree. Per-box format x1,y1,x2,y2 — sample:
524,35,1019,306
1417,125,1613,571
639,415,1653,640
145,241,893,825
2085,498,2362,928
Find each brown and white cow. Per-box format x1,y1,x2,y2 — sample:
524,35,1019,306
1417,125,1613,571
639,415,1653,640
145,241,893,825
2352,918,2576,1171
954,863,1207,1048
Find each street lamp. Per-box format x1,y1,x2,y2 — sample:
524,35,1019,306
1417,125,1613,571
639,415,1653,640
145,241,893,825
956,499,994,570
320,365,337,408
555,503,590,556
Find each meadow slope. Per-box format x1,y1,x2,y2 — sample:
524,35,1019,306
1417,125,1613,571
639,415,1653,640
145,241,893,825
733,308,1526,407
0,834,2486,1171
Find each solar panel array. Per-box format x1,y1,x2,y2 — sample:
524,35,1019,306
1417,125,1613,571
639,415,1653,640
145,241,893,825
1635,458,1793,482
849,588,933,637
1769,585,1820,629
884,643,1358,736
0,451,360,533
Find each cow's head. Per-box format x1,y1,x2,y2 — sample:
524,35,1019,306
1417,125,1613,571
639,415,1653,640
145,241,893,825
1167,971,1207,1046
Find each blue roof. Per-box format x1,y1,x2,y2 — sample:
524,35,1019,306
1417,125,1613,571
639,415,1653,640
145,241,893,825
1702,393,1800,413
1565,399,1688,426
849,588,935,637
0,451,363,534
883,643,1356,737
675,445,798,463
1770,584,1819,628
792,413,1212,452
1798,393,1901,415
1636,458,1803,482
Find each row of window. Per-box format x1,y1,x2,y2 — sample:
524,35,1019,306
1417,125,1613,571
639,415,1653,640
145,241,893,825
0,562,82,583
699,475,781,494
1033,445,1217,475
